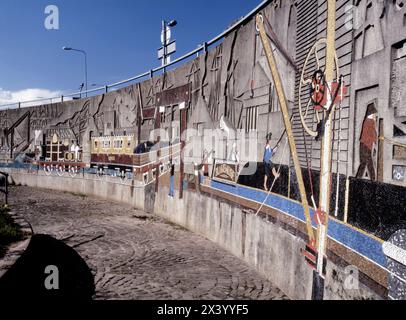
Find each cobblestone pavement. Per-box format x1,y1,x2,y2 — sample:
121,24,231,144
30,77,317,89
8,186,288,300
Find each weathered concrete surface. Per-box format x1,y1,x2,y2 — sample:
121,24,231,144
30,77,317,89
8,186,288,300
155,184,314,300
5,169,385,300
6,170,147,211
154,184,385,300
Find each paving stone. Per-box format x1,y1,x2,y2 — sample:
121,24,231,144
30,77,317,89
8,186,288,300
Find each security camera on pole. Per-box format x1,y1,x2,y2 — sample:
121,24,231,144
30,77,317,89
158,20,177,73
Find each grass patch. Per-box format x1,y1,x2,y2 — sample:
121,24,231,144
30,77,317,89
0,205,23,258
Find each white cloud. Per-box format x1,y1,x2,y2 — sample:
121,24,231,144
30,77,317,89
0,88,67,109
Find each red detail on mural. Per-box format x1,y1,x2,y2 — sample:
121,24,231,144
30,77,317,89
313,209,327,226
311,71,326,110
330,82,348,105
302,241,318,270
311,71,348,110
318,82,348,109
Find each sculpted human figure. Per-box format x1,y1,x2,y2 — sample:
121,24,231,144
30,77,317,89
356,103,378,181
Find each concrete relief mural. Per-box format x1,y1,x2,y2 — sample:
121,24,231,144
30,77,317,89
207,44,223,122
1,0,406,301
391,41,406,118
353,0,385,59
92,94,106,134
112,89,135,129
186,60,200,94
223,31,239,127
30,104,63,130
0,110,9,129
53,100,92,145
144,74,174,109
0,111,10,154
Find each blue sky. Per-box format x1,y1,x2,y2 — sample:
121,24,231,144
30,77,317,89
0,0,260,105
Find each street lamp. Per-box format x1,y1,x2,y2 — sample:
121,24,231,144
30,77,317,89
159,20,177,73
63,46,88,97
167,20,177,28
78,83,85,98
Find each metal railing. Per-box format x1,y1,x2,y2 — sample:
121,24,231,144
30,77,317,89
0,0,271,111
0,171,9,205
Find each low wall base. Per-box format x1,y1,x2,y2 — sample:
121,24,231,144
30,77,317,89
4,170,147,211
154,185,385,300
5,169,386,300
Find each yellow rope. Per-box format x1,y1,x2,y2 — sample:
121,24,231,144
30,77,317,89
256,14,315,242
379,136,406,148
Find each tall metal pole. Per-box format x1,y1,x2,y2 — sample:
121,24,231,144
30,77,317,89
84,51,88,97
72,49,88,97
162,20,167,73
316,0,337,282
63,47,88,97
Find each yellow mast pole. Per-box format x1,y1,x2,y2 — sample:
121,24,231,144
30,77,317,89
256,15,315,243
317,0,337,276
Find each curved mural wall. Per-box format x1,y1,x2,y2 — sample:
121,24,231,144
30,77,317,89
1,0,406,300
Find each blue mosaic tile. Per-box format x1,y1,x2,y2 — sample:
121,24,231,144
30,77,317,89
210,180,386,267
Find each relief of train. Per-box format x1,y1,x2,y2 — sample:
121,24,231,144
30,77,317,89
36,133,86,177
90,135,182,184
33,132,181,184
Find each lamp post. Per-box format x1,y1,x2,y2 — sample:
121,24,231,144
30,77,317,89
159,20,177,73
63,47,88,97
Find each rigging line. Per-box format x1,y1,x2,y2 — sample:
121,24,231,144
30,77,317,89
334,89,343,217
262,13,299,73
255,136,289,216
325,74,345,216
302,123,315,200
266,84,272,136
273,114,294,149
380,137,406,148
251,22,257,98
324,75,344,120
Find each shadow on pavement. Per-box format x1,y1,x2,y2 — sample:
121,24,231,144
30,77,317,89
0,234,95,300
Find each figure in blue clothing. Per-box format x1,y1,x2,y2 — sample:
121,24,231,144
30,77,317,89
169,163,175,198
263,133,280,191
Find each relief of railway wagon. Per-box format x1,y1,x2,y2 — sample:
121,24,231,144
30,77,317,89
33,132,181,184
30,128,84,177
18,83,187,184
